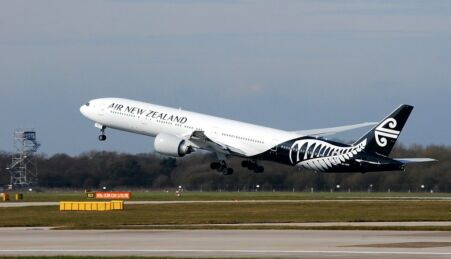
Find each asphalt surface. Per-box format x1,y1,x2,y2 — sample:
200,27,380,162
0,228,450,258
130,221,451,227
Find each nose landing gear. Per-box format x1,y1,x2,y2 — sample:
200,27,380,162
98,134,107,141
97,124,107,141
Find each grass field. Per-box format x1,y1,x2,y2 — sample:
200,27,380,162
0,257,189,259
0,256,266,259
5,190,451,202
0,200,450,230
0,192,450,230
0,257,185,259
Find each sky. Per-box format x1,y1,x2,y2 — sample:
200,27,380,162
1,0,450,156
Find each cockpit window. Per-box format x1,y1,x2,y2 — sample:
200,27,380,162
86,102,90,106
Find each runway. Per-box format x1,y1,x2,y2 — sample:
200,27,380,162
0,228,450,258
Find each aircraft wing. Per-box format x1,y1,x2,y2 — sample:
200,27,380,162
188,131,250,157
293,122,377,137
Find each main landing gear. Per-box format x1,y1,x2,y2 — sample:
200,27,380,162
210,161,234,175
241,160,264,173
210,160,264,175
98,126,107,141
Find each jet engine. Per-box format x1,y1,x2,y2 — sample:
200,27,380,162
154,133,193,157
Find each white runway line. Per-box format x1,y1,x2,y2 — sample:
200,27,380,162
1,249,451,256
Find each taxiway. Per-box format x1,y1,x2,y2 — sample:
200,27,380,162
0,228,450,258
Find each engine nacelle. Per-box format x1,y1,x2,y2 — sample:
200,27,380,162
154,133,193,157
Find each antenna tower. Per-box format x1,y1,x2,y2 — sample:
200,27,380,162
6,129,40,189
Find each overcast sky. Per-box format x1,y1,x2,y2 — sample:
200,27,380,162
1,0,450,156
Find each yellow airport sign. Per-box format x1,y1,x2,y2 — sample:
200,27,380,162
59,200,124,211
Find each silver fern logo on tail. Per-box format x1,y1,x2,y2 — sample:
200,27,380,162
289,139,367,172
375,118,400,147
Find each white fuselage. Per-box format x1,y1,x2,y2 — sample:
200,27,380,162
80,98,299,156
80,100,430,173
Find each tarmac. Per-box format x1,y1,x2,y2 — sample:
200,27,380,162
0,228,450,258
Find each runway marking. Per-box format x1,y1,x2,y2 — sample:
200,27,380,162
1,249,451,256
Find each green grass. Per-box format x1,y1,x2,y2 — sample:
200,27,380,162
6,191,451,202
1,191,449,231
0,258,179,259
0,201,450,229
0,256,264,259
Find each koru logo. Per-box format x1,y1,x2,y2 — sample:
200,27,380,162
374,118,400,147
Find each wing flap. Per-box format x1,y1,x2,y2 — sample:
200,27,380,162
188,130,250,157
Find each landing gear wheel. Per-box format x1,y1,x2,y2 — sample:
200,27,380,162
211,160,234,175
223,168,234,175
242,160,263,172
241,160,249,168
254,165,264,173
210,162,220,170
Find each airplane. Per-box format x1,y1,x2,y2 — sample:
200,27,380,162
80,98,435,175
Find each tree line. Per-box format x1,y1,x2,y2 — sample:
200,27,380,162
0,144,450,192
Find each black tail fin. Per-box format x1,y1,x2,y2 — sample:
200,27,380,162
354,104,413,156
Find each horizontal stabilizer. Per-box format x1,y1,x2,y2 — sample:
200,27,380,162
294,122,378,137
394,158,437,164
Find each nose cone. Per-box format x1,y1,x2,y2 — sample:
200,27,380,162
80,104,88,117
